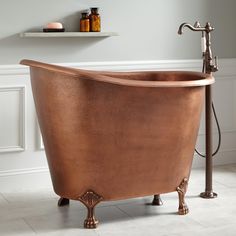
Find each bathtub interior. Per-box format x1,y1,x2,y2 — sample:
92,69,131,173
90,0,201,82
98,70,208,82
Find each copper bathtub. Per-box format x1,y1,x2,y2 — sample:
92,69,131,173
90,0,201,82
20,60,214,228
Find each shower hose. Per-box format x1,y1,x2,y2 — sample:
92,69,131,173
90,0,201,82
195,60,221,158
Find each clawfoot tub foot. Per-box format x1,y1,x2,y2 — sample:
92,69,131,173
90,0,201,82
152,194,163,206
78,190,103,229
176,178,189,215
58,197,70,206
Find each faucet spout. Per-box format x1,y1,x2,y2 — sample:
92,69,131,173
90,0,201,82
178,23,193,35
178,21,207,35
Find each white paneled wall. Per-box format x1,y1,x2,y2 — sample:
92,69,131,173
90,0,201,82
0,59,236,191
0,86,26,152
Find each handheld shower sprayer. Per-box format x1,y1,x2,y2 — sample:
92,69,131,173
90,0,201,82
201,32,206,56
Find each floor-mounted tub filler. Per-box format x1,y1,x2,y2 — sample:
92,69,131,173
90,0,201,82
178,21,219,198
20,59,214,228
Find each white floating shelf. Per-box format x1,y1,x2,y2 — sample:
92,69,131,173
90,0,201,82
20,32,118,38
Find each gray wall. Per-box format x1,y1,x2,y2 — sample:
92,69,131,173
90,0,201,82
0,0,236,65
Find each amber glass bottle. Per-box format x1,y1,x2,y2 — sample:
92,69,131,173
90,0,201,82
80,12,90,32
89,8,101,32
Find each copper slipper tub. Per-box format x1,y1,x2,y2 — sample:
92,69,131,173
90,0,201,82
20,60,214,228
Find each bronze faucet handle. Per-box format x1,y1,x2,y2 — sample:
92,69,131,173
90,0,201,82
205,22,215,33
194,21,201,28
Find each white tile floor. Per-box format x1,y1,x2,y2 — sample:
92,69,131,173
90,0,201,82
1,164,236,236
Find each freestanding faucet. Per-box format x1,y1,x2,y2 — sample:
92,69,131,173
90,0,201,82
178,21,218,199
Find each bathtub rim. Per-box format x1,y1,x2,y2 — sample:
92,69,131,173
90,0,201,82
20,59,215,88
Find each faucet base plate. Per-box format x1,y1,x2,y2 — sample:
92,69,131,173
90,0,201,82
200,191,217,199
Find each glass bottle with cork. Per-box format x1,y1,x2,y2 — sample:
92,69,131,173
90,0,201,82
89,8,101,32
80,11,90,32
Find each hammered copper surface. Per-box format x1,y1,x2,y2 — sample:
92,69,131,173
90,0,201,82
20,59,214,203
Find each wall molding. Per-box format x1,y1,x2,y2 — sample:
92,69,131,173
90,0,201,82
0,86,26,153
1,58,236,77
0,59,202,75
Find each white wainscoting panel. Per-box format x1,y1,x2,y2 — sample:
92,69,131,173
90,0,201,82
0,86,26,152
0,58,236,191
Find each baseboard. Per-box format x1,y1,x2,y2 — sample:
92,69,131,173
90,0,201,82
0,168,51,192
0,167,48,177
193,149,236,168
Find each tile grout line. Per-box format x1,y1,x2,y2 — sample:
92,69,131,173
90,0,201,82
115,205,133,218
0,192,11,204
22,218,37,234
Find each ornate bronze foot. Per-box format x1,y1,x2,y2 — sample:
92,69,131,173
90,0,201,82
176,178,189,215
78,190,103,229
58,197,70,206
152,194,163,206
